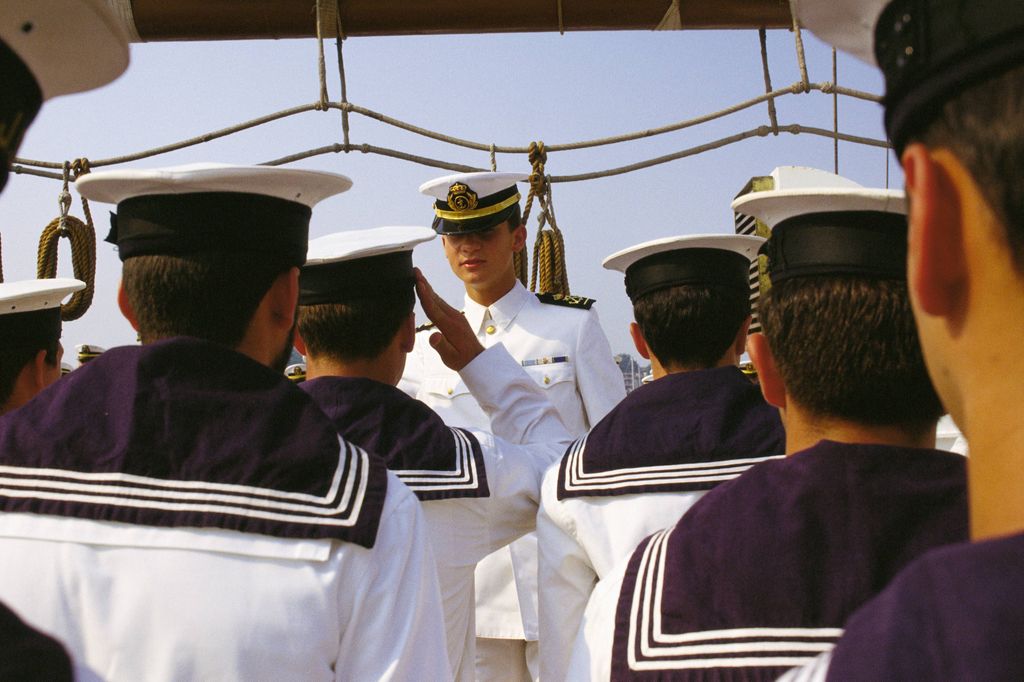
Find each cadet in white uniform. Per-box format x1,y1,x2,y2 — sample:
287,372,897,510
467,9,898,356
295,226,573,680
536,234,786,681
0,1,128,673
402,172,626,680
0,165,450,681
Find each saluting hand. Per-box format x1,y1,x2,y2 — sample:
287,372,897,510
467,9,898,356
415,268,485,371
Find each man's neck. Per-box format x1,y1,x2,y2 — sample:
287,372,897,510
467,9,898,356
465,275,517,307
782,405,937,456
305,355,396,387
655,350,738,380
957,350,1024,541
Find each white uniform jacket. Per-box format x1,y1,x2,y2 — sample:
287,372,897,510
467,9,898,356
0,339,450,681
304,345,573,680
402,280,625,640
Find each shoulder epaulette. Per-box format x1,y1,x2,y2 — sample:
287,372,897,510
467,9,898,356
535,292,596,310
415,321,437,333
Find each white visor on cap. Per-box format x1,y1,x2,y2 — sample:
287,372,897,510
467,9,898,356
76,163,353,208
0,0,130,100
603,234,764,273
419,171,528,200
0,277,84,314
731,187,906,229
306,226,436,266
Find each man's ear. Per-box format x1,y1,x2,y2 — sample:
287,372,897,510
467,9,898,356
28,349,50,393
733,315,752,358
902,144,967,318
747,333,786,409
266,267,300,333
400,312,416,353
512,223,528,253
629,321,651,360
293,328,308,357
117,280,139,331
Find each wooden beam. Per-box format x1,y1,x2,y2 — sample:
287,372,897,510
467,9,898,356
127,0,792,42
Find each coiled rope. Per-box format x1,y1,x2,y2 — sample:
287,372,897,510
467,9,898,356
521,142,570,296
36,160,97,321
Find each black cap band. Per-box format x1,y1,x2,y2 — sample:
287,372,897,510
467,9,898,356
433,185,521,235
299,251,416,307
0,307,61,347
624,248,752,302
0,39,43,194
876,0,1024,153
761,211,907,284
106,192,311,266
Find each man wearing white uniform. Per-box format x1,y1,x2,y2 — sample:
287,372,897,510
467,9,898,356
536,234,785,681
403,171,626,680
296,226,573,680
0,0,128,674
0,164,450,681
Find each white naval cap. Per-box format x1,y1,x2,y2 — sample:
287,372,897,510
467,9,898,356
732,183,908,284
76,163,353,207
0,278,84,345
300,226,436,305
603,234,764,302
76,163,354,267
305,225,436,266
420,171,529,235
1,0,129,101
0,0,130,192
0,278,84,315
793,0,1024,153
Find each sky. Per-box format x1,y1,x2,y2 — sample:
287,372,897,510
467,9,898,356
1,26,898,362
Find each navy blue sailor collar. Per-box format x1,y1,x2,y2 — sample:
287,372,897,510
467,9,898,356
557,365,785,500
608,439,967,680
303,375,490,500
0,337,388,547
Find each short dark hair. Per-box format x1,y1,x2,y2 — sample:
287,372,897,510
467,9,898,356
633,284,750,370
297,287,413,362
0,339,58,406
910,63,1024,271
759,275,943,427
122,253,287,347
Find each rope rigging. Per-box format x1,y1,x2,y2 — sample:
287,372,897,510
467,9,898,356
5,1,889,317
35,160,98,321
521,142,570,297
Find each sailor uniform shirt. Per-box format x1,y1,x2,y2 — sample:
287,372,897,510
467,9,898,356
537,366,785,681
402,279,625,641
304,344,572,681
0,338,450,681
568,441,968,681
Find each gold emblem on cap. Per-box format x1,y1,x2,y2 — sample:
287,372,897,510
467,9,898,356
447,183,479,212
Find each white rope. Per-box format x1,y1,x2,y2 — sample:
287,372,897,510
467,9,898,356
107,0,142,43
314,0,330,110
790,1,811,93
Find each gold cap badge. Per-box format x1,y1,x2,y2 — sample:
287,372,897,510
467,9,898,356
447,183,479,212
